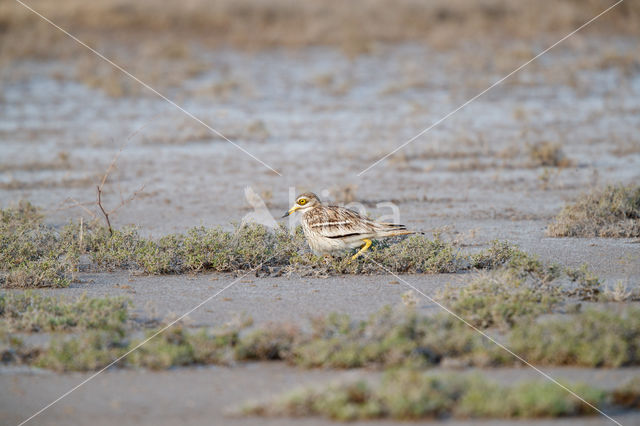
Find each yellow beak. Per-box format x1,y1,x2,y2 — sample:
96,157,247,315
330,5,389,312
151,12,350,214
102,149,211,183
282,205,301,218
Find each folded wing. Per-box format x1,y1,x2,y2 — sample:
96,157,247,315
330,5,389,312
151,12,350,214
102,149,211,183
306,206,408,239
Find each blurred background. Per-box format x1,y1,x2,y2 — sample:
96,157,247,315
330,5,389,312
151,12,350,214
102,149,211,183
0,0,639,236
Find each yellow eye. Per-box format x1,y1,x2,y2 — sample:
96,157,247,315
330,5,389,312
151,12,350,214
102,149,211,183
297,199,307,205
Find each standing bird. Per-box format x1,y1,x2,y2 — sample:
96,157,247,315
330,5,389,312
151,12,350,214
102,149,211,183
282,192,414,259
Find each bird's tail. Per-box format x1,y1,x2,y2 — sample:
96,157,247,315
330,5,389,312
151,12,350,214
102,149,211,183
376,222,425,236
382,229,416,237
375,222,414,237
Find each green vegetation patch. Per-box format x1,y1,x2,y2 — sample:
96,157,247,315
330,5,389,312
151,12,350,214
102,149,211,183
0,329,38,365
234,325,299,361
509,307,640,367
84,224,302,274
242,370,606,421
35,325,241,372
0,201,78,288
455,379,605,419
565,263,603,301
2,202,552,285
290,307,500,369
288,235,462,275
0,292,129,333
548,184,640,238
36,331,128,371
612,377,640,409
27,305,501,372
128,326,239,370
11,301,640,372
470,240,561,282
438,271,561,330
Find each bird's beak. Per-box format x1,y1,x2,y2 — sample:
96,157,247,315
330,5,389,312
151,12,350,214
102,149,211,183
282,205,300,218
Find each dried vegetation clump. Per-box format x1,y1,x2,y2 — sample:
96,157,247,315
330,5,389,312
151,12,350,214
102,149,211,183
509,307,640,368
0,292,128,333
288,308,494,369
527,142,573,168
26,306,492,372
241,370,607,421
2,202,558,286
565,263,603,301
547,184,640,238
438,271,560,330
1,1,639,97
3,0,638,59
34,323,245,372
469,240,561,282
4,283,640,372
612,376,640,409
0,201,79,288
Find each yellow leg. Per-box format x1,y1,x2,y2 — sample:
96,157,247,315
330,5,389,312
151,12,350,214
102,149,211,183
351,239,372,260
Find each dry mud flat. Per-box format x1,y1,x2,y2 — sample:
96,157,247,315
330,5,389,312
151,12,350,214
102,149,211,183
1,237,639,425
2,40,640,234
1,15,640,426
4,366,640,426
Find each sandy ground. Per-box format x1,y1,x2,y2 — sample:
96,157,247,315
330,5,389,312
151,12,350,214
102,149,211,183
1,31,640,426
3,364,640,426
2,41,640,235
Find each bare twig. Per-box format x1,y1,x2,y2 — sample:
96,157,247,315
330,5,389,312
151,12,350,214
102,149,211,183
96,184,112,235
91,117,160,234
79,217,84,250
56,197,98,220
108,184,146,215
57,117,158,233
97,181,146,233
98,115,158,191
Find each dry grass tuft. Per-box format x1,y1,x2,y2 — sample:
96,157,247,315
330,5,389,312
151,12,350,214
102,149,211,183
547,184,640,238
2,0,639,61
438,270,560,330
612,377,640,409
509,307,640,367
0,292,128,333
528,142,573,168
565,264,602,301
0,201,78,288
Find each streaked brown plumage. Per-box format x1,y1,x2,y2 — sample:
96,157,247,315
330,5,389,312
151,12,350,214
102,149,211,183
282,192,414,259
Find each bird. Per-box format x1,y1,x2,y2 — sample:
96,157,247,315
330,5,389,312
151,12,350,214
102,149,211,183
282,192,414,259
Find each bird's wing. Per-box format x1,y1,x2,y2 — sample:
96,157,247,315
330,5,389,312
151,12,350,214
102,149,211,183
306,206,384,239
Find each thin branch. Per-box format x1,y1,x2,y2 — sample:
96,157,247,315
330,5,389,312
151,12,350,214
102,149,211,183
96,184,112,235
67,116,160,235
98,114,160,192
56,197,98,220
107,183,146,216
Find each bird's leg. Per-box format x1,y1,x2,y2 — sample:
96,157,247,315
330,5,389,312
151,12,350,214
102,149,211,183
351,239,372,260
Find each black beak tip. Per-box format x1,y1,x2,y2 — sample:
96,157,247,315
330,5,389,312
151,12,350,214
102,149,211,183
281,212,289,218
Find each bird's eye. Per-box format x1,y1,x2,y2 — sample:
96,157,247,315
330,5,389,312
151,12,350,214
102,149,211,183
298,199,307,205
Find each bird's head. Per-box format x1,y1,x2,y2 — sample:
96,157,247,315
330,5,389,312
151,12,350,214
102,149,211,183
282,192,321,217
